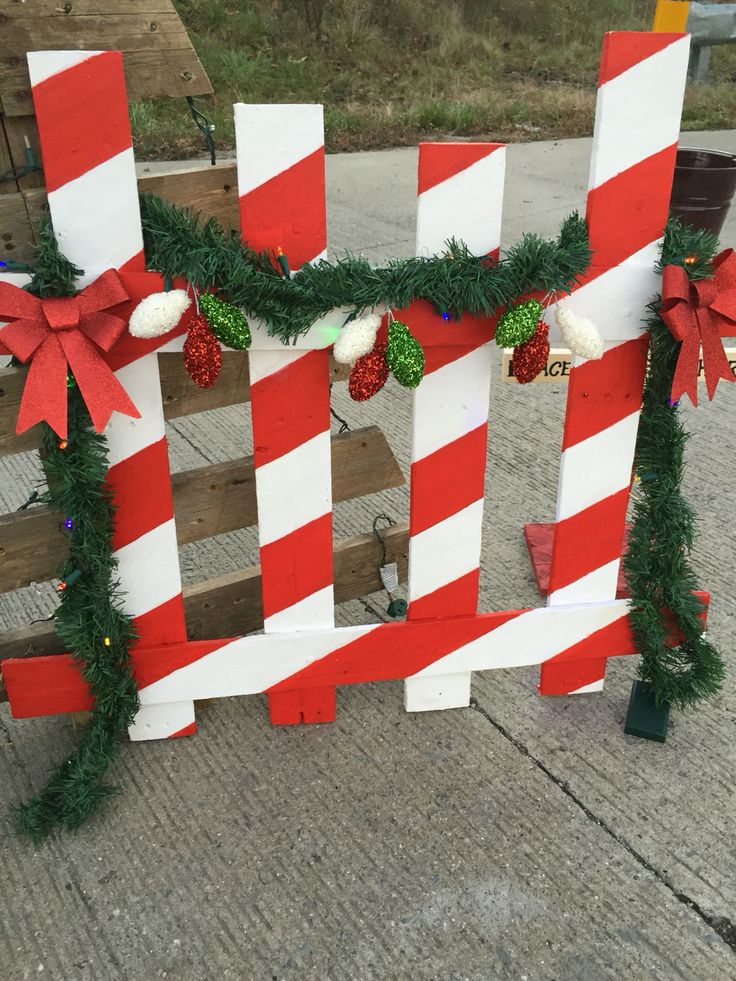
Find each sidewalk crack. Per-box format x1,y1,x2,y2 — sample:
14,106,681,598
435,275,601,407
470,697,736,953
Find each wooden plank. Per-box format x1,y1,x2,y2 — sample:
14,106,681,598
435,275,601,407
0,191,36,262
0,115,43,191
0,521,410,671
138,164,240,231
0,353,350,457
0,426,405,591
0,110,17,194
0,2,212,116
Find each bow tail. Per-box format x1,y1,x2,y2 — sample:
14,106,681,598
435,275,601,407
698,308,734,401
670,327,701,407
16,334,70,437
59,331,140,433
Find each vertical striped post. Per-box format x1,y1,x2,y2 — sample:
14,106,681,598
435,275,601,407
404,143,506,712
540,32,691,695
27,51,195,740
235,104,336,724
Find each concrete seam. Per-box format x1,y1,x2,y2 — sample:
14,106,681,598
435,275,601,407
469,697,736,954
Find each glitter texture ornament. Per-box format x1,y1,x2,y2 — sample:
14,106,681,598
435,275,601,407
512,321,550,384
184,314,223,388
199,292,252,350
555,306,604,360
495,299,543,348
349,343,389,401
128,289,191,339
333,312,382,365
386,320,424,388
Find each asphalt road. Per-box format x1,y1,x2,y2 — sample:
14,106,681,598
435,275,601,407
1,131,735,980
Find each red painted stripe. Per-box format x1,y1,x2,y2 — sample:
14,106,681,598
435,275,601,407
269,609,525,692
259,513,334,619
3,654,93,718
118,249,147,275
169,720,198,738
598,31,686,86
268,686,336,725
548,488,630,594
585,145,677,275
250,349,331,467
107,438,174,551
562,335,649,450
393,301,495,374
135,639,235,690
538,614,634,694
407,569,480,621
32,52,132,193
418,142,503,195
239,147,326,270
131,594,188,647
539,657,607,695
410,424,487,535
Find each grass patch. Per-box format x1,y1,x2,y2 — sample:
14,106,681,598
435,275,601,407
131,0,736,159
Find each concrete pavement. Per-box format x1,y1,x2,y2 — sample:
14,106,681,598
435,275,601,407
2,132,736,980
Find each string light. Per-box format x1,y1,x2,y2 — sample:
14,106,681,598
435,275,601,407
276,247,291,279
64,517,74,530
441,311,450,321
684,254,698,266
57,569,82,592
103,636,111,647
58,439,68,450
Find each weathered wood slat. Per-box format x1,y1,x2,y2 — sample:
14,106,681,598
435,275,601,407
0,191,35,258
0,354,350,457
0,426,405,591
0,521,410,671
0,2,212,116
138,164,240,231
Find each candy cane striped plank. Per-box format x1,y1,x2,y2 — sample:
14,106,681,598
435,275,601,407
27,50,195,740
404,142,505,712
5,600,639,717
235,104,336,724
540,31,690,696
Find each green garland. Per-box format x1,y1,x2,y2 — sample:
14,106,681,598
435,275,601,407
624,219,725,708
13,226,140,844
140,194,591,341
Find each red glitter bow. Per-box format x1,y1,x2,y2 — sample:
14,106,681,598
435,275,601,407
0,269,140,438
660,249,736,406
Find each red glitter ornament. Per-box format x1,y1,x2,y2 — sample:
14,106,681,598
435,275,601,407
183,314,222,388
512,321,550,384
349,343,389,401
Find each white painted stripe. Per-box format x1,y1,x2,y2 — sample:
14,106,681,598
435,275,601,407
416,148,505,258
235,103,324,198
556,412,640,520
247,307,349,353
264,585,335,633
415,602,629,677
411,343,493,462
136,602,628,705
248,346,306,386
27,50,103,87
139,622,381,704
569,678,605,694
543,241,662,344
548,560,622,607
47,149,142,283
105,355,166,467
114,519,182,620
589,37,690,190
255,431,332,545
404,672,471,712
128,701,195,741
408,500,484,601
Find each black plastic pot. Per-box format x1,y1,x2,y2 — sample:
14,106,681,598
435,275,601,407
669,147,736,237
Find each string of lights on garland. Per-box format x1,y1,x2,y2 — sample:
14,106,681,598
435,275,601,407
9,222,140,843
624,219,732,709
4,198,731,841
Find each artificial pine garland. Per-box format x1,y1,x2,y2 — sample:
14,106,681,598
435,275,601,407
139,194,591,341
13,222,140,843
624,219,726,708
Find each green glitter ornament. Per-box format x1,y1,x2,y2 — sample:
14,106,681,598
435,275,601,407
495,299,543,348
199,292,252,350
386,320,424,388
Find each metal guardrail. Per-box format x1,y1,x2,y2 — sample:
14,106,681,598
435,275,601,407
654,0,736,81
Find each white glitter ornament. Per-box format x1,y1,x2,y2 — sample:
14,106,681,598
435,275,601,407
129,289,192,339
333,312,382,365
555,307,604,361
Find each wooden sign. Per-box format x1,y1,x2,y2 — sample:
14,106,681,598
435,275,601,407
502,348,736,383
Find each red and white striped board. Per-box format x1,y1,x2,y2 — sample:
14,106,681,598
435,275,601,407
540,30,691,695
235,104,337,724
0,33,697,739
404,142,505,712
25,50,196,740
